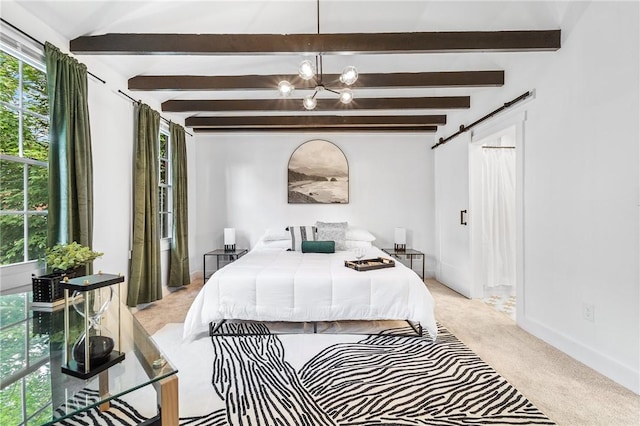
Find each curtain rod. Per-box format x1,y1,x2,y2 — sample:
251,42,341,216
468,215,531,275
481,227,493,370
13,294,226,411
431,90,532,150
2,19,193,138
1,18,106,84
117,90,194,137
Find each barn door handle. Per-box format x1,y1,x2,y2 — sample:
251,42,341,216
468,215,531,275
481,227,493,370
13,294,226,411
460,210,467,226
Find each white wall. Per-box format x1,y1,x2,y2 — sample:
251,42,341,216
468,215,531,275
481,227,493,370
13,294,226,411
434,2,639,393
193,132,436,276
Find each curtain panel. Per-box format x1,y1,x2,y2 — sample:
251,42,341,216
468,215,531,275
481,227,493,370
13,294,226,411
128,103,162,306
481,148,516,288
45,42,94,251
168,123,191,287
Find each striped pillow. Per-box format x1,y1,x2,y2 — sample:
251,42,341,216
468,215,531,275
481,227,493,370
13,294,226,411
286,226,316,251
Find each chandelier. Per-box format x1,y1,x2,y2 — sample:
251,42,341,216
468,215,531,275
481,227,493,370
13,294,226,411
277,0,358,110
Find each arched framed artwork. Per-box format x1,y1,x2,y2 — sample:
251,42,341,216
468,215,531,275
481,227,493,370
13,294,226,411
288,139,349,204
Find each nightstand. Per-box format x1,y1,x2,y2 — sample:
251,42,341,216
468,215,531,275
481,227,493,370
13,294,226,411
203,248,248,280
381,248,425,279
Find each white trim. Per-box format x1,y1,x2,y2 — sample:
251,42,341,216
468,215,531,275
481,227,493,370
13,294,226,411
0,260,43,293
519,315,640,394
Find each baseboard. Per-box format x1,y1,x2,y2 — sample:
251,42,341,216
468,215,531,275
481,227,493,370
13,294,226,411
519,314,640,395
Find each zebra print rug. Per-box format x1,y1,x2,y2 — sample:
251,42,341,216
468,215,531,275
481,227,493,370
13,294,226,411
203,321,555,425
59,322,555,425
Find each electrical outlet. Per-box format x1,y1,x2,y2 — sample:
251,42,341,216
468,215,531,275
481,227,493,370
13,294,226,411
582,303,595,322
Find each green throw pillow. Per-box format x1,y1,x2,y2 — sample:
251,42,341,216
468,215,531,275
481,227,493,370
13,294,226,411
302,240,335,253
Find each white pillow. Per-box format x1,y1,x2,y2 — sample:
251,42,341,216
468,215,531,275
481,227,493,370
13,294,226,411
316,221,348,250
345,240,373,249
262,228,292,241
346,227,376,242
256,239,292,250
287,225,316,251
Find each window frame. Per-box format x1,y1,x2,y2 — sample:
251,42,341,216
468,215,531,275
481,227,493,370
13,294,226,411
158,124,172,244
0,30,49,288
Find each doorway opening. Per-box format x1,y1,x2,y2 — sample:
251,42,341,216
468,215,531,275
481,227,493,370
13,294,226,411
470,124,518,320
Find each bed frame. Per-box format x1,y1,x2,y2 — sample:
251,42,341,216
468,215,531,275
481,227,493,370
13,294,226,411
208,319,424,337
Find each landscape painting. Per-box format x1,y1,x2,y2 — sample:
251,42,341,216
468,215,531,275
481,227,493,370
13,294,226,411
288,139,349,204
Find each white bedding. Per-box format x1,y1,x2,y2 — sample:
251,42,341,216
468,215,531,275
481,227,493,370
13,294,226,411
183,246,437,340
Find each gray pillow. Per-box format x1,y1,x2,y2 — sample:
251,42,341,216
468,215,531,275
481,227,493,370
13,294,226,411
315,221,348,250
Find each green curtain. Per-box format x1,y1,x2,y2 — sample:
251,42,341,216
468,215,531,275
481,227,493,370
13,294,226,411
168,123,191,287
45,42,93,252
128,103,162,306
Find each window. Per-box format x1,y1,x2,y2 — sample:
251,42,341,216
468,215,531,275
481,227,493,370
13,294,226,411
0,43,49,267
0,32,52,425
158,127,172,240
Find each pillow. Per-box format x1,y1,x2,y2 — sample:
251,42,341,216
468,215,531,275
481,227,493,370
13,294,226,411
315,221,348,251
302,240,335,253
345,240,373,249
286,225,316,251
262,228,292,241
256,239,292,249
346,227,376,242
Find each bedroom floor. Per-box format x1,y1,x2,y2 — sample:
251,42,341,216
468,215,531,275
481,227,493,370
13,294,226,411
134,277,640,426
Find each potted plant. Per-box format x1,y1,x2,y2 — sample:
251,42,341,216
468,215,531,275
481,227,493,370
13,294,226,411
45,241,104,273
32,242,103,306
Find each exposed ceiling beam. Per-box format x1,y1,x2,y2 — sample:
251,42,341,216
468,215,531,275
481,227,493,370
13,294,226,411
71,30,560,55
185,115,446,129
193,126,437,133
130,71,504,91
162,97,469,112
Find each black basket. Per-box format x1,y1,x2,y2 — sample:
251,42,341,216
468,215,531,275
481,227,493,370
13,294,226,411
32,266,86,304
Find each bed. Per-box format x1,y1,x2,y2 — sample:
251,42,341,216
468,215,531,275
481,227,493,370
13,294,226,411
183,230,437,341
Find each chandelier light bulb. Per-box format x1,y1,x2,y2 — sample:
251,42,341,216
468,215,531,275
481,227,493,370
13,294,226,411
339,89,354,104
298,60,316,80
303,95,317,110
278,80,294,97
339,65,358,85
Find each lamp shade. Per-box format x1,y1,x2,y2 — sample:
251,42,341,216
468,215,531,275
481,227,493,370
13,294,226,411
224,228,236,245
394,227,406,245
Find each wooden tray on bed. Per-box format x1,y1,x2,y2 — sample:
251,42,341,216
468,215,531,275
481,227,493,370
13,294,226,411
344,257,395,272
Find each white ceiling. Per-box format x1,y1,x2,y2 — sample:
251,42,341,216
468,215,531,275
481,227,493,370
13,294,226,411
8,0,570,124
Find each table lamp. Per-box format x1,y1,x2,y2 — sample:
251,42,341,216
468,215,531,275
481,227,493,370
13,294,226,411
224,228,236,252
394,227,406,252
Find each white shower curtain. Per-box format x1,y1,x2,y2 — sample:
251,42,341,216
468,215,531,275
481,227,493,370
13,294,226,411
481,148,516,288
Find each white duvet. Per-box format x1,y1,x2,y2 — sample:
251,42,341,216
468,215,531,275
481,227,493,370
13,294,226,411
183,246,437,340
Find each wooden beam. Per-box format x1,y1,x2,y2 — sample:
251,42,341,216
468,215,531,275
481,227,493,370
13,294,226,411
131,71,504,91
185,115,445,129
71,30,560,55
162,97,469,112
193,126,438,133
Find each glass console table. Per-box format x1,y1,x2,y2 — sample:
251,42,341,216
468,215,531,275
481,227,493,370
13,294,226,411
0,287,178,425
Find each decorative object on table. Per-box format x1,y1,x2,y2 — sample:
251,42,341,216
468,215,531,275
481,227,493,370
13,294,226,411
61,272,125,379
32,242,104,307
224,228,236,252
288,139,349,204
344,257,395,272
394,227,407,252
